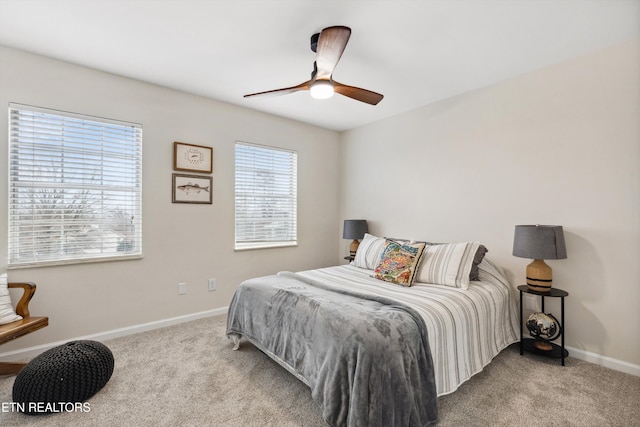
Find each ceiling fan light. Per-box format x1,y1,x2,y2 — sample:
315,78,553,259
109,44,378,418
310,81,334,99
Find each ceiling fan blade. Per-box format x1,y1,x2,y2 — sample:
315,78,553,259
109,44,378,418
244,80,311,98
333,81,384,105
315,26,351,79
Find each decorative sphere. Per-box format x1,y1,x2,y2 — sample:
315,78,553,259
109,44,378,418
526,312,561,341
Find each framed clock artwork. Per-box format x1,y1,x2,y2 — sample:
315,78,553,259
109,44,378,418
174,141,213,173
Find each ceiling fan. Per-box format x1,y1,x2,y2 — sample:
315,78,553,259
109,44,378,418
243,26,383,105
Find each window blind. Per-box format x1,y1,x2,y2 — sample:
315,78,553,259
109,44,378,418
235,141,297,249
8,104,143,267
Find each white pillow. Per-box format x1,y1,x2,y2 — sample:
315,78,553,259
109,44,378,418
352,233,387,270
0,273,23,325
416,241,480,289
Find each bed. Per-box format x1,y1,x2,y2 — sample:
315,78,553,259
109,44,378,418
227,238,519,427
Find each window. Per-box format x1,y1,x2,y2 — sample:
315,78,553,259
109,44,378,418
8,104,143,267
235,141,297,250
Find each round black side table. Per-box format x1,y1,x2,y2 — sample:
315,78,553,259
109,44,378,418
518,285,568,366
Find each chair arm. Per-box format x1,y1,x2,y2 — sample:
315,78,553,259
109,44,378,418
7,282,37,318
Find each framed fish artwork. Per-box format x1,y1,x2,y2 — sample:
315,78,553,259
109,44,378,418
172,173,212,204
174,141,213,173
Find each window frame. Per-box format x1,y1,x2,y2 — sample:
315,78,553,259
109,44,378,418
234,141,298,251
7,103,143,268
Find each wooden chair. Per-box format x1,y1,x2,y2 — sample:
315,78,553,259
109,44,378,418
0,282,49,375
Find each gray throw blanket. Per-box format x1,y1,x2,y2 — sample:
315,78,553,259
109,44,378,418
226,271,439,427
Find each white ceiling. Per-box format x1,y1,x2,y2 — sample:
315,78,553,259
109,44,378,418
0,0,638,131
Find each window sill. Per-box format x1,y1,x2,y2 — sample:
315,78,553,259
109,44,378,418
234,242,298,251
7,254,144,269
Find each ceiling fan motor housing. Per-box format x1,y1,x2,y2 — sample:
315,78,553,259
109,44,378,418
310,33,319,52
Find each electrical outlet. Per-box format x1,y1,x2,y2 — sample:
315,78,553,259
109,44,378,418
178,282,187,295
208,278,217,291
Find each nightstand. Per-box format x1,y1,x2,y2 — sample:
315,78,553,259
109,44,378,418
518,285,569,366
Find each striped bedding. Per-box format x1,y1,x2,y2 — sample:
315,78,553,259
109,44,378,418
296,257,519,396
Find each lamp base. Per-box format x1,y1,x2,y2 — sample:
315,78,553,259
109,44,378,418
533,340,553,351
526,259,553,293
349,239,360,259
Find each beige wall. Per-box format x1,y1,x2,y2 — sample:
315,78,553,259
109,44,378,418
2,39,638,369
339,39,640,366
0,46,340,352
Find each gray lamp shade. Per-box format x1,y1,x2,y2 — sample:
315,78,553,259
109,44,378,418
343,220,368,240
513,225,567,260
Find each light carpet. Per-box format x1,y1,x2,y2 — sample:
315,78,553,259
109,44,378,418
1,314,638,426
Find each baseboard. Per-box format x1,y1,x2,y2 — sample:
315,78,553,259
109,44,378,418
0,307,228,362
3,311,638,378
566,345,640,377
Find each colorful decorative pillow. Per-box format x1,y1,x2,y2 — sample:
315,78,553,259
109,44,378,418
416,241,481,289
0,273,22,325
353,233,387,270
373,240,426,286
384,237,426,244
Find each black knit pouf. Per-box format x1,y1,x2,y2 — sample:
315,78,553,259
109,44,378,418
12,340,114,415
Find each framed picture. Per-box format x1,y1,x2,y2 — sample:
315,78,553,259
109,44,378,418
172,173,212,204
174,141,213,173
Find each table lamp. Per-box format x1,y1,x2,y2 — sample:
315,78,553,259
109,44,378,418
513,225,567,293
343,220,368,259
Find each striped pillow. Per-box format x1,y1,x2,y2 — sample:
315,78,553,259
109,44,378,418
0,273,22,325
416,241,481,289
353,233,387,270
